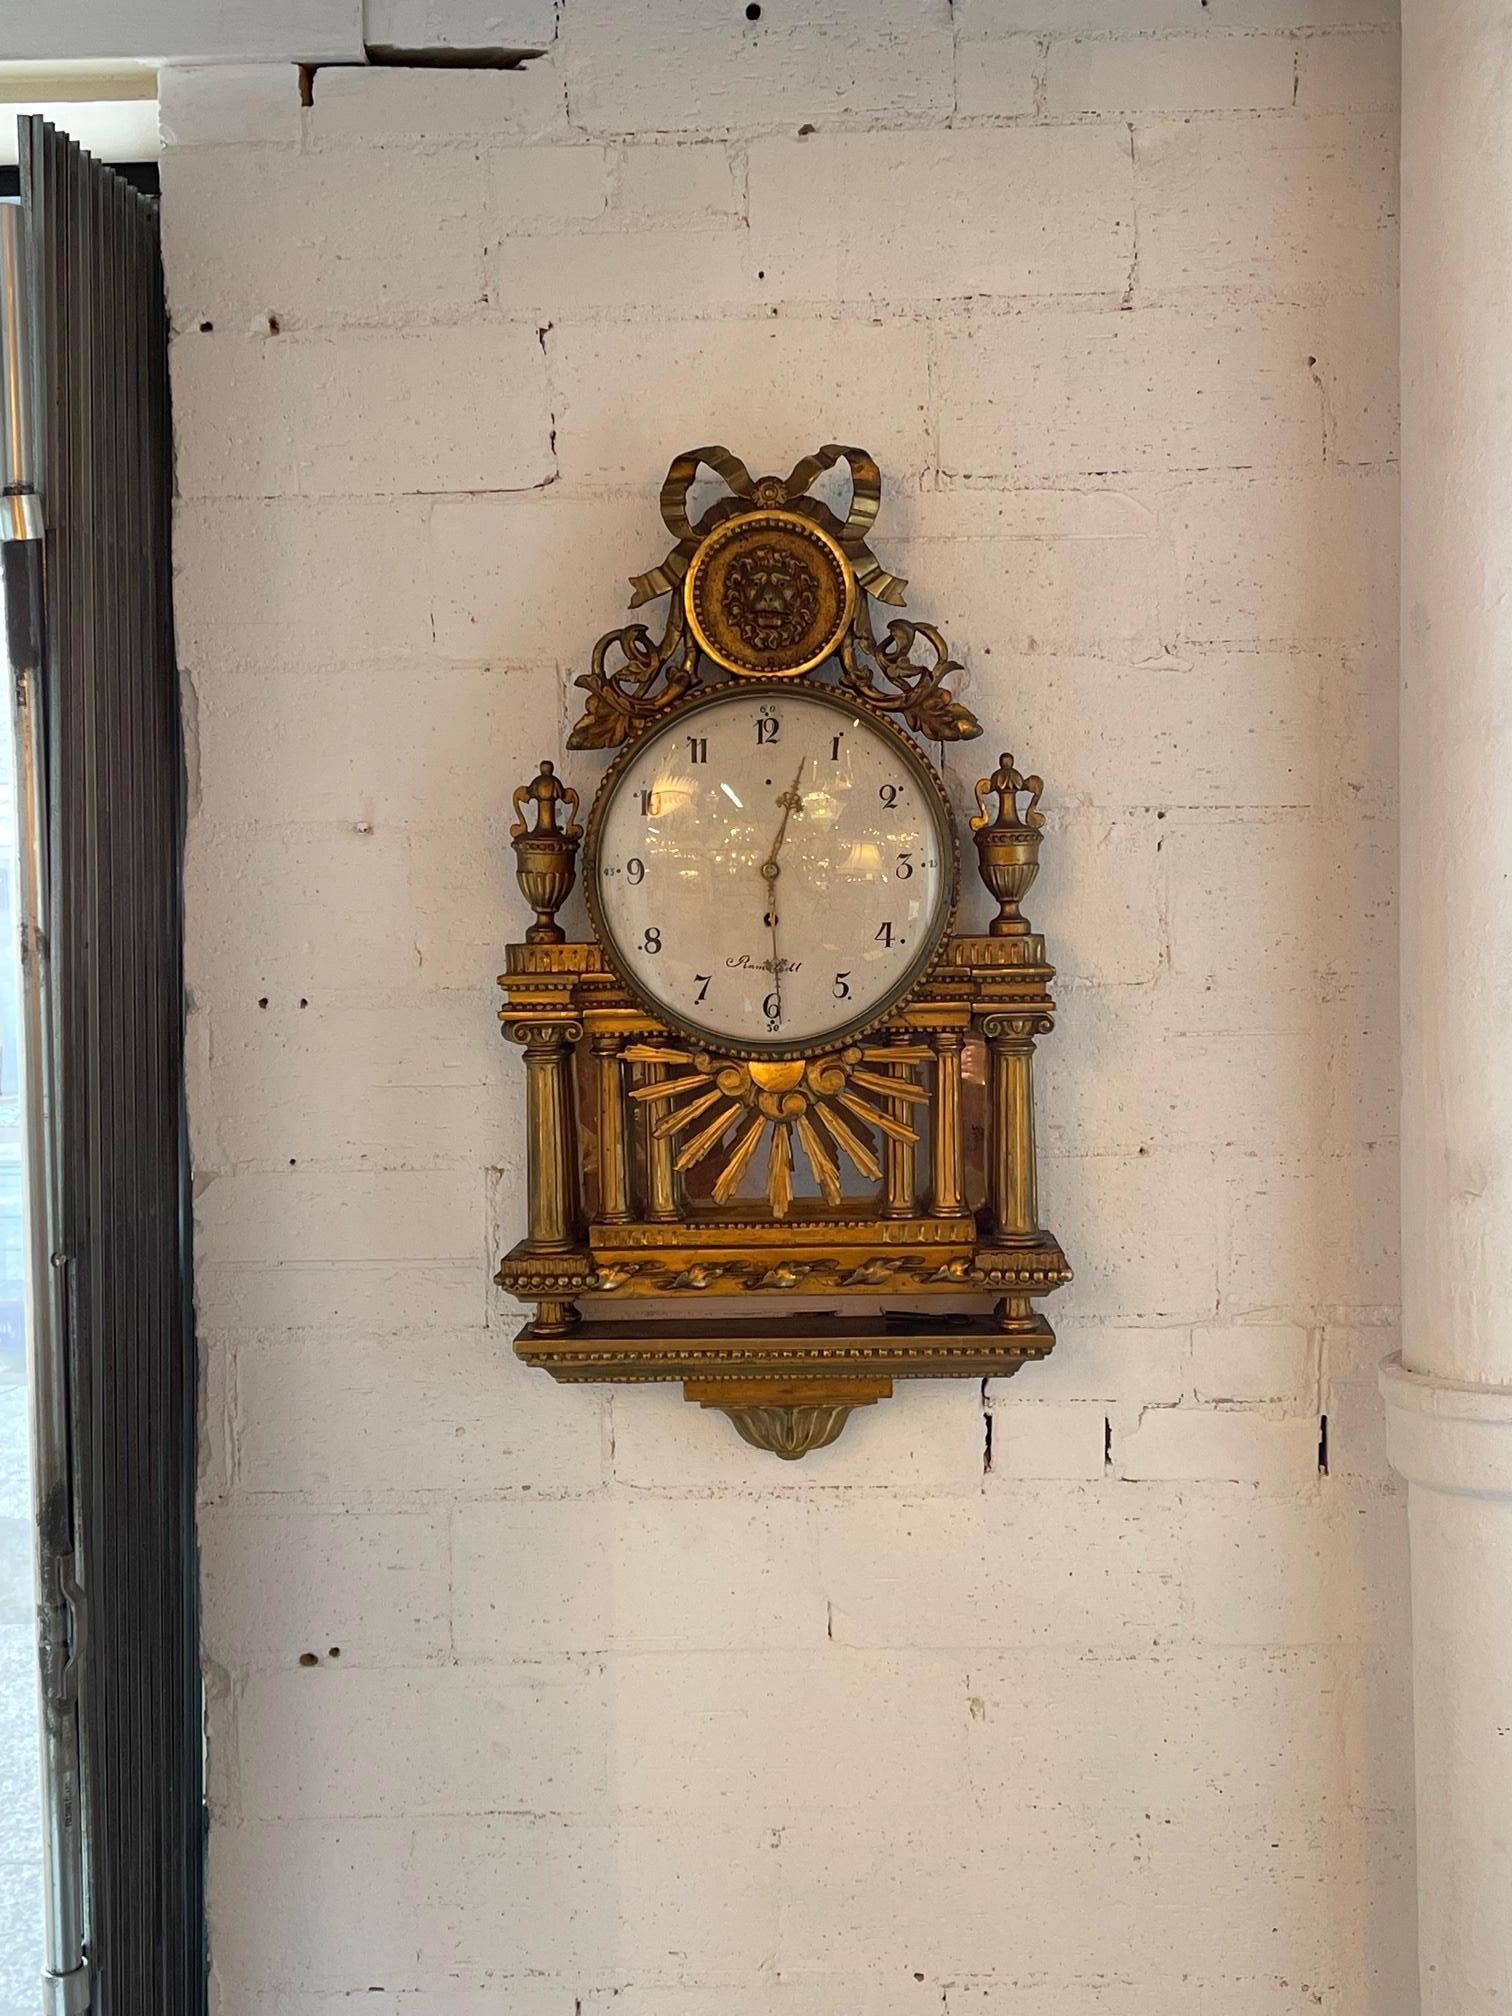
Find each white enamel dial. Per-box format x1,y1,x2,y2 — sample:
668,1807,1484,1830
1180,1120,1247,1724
589,686,954,1053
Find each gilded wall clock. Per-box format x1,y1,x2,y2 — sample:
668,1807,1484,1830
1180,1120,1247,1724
498,444,1070,1458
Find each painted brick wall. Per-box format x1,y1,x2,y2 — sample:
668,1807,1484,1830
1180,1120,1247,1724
160,4,1408,2010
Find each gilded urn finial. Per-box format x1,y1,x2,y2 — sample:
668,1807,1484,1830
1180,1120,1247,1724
970,753,1045,938
510,759,582,943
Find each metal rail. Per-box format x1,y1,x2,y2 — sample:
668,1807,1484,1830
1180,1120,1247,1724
0,193,90,2016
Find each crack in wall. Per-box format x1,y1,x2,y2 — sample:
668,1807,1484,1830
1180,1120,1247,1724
1121,120,1140,310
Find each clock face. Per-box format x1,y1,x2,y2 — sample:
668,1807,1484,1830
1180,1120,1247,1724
587,685,955,1054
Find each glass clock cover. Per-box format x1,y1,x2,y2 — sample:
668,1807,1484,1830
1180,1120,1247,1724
588,685,955,1053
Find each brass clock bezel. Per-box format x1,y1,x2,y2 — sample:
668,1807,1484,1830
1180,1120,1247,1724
683,509,858,679
582,678,960,1062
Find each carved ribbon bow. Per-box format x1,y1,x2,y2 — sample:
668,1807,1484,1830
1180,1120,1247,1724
628,443,909,610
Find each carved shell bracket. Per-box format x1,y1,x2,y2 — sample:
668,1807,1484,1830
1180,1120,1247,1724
685,1379,891,1460
568,444,982,749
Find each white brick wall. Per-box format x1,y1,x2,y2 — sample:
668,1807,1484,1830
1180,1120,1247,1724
162,8,1406,2011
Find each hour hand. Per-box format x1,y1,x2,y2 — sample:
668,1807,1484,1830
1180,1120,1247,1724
761,758,808,879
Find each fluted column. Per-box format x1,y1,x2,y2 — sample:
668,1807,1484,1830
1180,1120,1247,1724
927,1028,968,1219
880,1033,918,1218
590,1031,631,1224
982,1013,1041,1244
517,1022,582,1253
637,1059,679,1222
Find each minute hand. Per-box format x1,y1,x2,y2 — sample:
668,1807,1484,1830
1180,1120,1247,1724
759,758,807,1022
761,757,808,880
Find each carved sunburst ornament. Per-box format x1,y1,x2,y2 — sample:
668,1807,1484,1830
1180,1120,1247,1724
626,1041,930,1218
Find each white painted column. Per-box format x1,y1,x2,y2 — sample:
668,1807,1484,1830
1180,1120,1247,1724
1390,3,1512,2010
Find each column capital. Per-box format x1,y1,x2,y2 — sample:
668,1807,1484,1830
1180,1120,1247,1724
1381,1353,1512,1498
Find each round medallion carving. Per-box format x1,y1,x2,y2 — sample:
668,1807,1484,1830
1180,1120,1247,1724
684,509,856,677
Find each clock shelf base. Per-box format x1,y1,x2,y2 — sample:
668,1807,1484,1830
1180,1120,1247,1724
514,1308,1054,1457
514,1307,1054,1383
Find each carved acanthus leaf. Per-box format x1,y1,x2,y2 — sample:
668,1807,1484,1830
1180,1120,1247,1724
840,605,982,743
568,600,697,751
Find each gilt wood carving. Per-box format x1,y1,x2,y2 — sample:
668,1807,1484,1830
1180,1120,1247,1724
497,445,1070,1457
